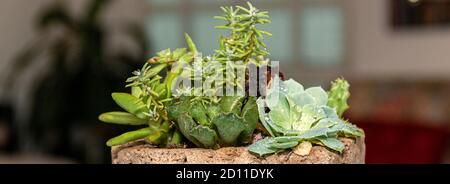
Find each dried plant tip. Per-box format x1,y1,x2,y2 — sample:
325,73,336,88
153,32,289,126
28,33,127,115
147,57,160,64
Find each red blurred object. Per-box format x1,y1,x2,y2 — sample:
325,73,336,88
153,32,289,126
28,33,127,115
357,120,449,164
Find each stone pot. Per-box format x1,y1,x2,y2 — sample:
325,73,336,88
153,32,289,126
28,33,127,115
111,137,365,164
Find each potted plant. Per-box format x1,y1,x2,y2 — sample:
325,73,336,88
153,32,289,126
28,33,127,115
99,2,365,164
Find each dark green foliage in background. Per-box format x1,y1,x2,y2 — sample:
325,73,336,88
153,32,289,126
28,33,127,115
3,0,149,163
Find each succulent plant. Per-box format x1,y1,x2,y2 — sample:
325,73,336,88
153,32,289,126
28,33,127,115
164,2,273,149
327,78,350,117
213,2,272,64
98,2,273,148
248,76,364,156
98,34,198,147
167,95,258,148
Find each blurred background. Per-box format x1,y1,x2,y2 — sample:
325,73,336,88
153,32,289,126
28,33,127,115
0,0,449,164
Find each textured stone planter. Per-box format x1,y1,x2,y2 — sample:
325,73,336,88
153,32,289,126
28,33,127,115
112,137,365,164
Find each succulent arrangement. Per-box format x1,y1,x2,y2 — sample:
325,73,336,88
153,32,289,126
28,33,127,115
99,2,364,157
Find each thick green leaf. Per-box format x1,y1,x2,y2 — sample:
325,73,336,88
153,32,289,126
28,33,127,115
219,96,245,114
268,108,291,130
266,75,289,110
99,112,148,125
176,113,203,147
284,79,304,95
205,104,221,120
266,75,282,101
256,98,286,136
190,125,217,148
297,127,330,139
322,106,339,119
145,128,167,145
213,113,245,146
239,97,259,143
167,96,191,120
256,98,275,137
294,105,325,131
268,141,298,149
312,118,339,129
290,92,315,107
190,102,210,126
266,87,294,131
273,127,330,142
267,89,289,111
273,136,303,143
112,93,149,119
305,87,328,106
131,86,143,98
248,137,279,157
106,127,154,146
338,121,365,137
317,137,345,152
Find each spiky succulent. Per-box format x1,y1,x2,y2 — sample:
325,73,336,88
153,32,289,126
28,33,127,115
328,78,350,117
98,34,197,147
166,2,271,148
178,2,273,101
213,1,272,64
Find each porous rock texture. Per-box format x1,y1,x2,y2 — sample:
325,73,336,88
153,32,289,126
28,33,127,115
112,137,365,164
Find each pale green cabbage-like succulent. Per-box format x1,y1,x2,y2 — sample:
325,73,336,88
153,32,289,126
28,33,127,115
248,76,364,156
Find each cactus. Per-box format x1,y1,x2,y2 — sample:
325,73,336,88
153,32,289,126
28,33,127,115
328,78,350,117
